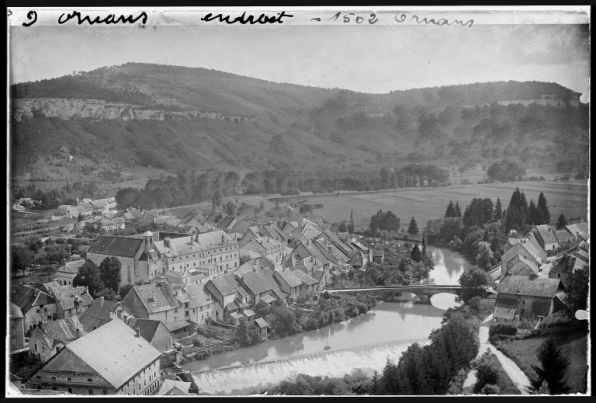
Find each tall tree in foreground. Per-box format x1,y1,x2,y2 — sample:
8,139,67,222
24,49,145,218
537,191,550,224
556,211,568,230
73,260,104,297
530,338,570,395
99,256,122,293
408,217,419,235
564,267,589,317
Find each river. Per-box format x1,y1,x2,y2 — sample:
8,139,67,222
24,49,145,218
185,246,472,395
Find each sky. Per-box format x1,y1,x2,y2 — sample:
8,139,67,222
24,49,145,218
9,20,590,100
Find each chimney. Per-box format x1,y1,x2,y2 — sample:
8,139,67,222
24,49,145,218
100,296,104,307
135,328,141,338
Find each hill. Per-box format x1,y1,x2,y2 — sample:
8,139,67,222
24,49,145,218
10,63,589,185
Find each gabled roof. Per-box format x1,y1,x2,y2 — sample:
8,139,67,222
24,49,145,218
11,286,56,313
254,318,269,328
58,259,86,275
291,269,319,286
494,295,518,320
217,215,237,230
208,272,246,297
79,298,125,332
10,302,24,319
36,317,87,346
497,275,561,298
508,255,539,277
319,230,356,257
87,236,143,258
554,229,575,245
535,225,559,245
275,269,302,288
43,282,94,311
59,319,161,389
237,269,285,299
130,281,181,314
184,283,213,307
158,380,192,395
565,223,589,240
126,318,166,343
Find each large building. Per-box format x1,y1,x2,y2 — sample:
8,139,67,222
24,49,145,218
86,230,239,286
10,285,57,334
25,319,162,395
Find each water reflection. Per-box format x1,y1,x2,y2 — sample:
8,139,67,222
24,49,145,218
428,246,472,285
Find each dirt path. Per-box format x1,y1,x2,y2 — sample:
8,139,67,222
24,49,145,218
461,314,532,395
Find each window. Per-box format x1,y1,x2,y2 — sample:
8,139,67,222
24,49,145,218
88,389,93,395
52,387,57,391
88,378,93,382
36,308,40,313
103,390,108,395
67,377,72,381
522,300,525,305
68,388,72,394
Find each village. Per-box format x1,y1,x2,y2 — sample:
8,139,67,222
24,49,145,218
8,189,589,395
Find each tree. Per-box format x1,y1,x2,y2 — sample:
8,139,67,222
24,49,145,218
537,192,550,224
445,200,456,218
556,211,568,230
338,220,347,233
564,267,589,316
530,338,570,395
119,283,134,300
411,243,423,262
213,189,223,207
529,199,544,225
475,241,494,270
11,245,34,276
408,217,419,235
486,159,526,182
494,198,503,221
454,201,462,218
234,317,260,347
98,256,122,293
73,260,104,297
347,210,355,234
458,266,490,303
225,200,236,216
299,204,313,214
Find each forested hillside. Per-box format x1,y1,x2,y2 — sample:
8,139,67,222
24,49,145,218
10,63,589,183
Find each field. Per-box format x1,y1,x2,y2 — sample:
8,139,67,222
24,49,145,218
280,180,588,228
496,329,589,394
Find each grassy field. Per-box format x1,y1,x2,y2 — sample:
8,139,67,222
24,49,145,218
279,180,588,227
496,329,589,394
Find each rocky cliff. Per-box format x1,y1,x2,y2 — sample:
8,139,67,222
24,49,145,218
12,98,254,123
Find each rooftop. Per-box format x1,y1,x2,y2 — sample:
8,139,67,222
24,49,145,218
87,236,143,258
497,275,561,298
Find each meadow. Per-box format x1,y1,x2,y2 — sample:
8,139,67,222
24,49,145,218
282,180,588,228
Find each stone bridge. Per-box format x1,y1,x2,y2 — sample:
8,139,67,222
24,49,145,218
325,284,463,303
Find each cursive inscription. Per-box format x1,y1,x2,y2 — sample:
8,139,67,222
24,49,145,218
395,13,474,28
57,10,148,25
201,11,293,24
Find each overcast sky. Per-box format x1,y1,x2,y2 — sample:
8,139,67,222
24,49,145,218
10,23,590,99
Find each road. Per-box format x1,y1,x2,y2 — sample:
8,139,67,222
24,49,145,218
462,314,532,395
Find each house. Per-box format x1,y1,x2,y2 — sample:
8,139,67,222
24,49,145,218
183,283,214,325
55,259,86,286
126,318,173,353
372,249,385,264
154,230,240,276
79,297,134,333
89,197,116,216
291,269,320,297
501,236,546,276
205,273,251,323
493,275,564,321
42,282,95,319
313,237,352,272
87,231,161,285
273,269,302,300
548,254,582,285
217,215,238,232
100,217,125,232
290,221,322,247
74,202,94,218
51,210,68,221
239,226,261,248
10,286,57,334
241,236,285,264
554,229,576,250
503,254,540,278
533,225,559,255
121,280,186,331
29,317,87,362
254,318,269,339
565,222,589,241
164,267,211,287
25,319,162,395
236,269,287,306
9,302,26,352
158,380,192,395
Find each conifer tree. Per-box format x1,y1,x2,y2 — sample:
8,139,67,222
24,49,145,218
494,198,503,221
445,200,456,218
408,216,419,235
454,201,462,218
537,191,551,224
411,243,423,262
556,211,568,230
347,210,355,234
530,338,570,395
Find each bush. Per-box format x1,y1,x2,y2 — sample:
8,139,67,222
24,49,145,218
481,384,500,395
192,338,202,347
489,323,517,337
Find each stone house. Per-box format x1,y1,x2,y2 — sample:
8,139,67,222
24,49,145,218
55,259,86,286
292,269,320,297
79,297,134,332
533,225,559,255
25,319,162,395
205,273,251,323
42,282,94,319
29,317,87,362
10,286,57,334
493,275,564,321
236,269,287,306
126,318,174,353
241,236,285,264
273,269,302,300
